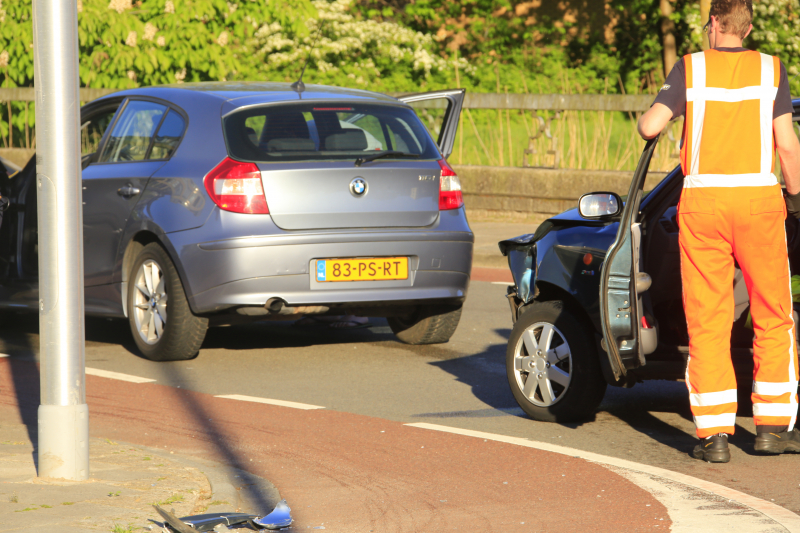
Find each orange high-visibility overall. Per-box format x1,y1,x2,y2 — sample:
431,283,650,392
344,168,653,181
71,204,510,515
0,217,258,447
678,50,799,439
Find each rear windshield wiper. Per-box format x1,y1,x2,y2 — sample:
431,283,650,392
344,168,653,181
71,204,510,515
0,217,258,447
355,151,419,167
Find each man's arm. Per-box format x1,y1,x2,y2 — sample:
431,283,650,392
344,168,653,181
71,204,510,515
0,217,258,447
775,113,800,195
637,103,673,140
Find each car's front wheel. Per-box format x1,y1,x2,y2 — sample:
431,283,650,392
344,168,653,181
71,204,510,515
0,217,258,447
388,305,462,345
507,300,606,422
127,243,208,361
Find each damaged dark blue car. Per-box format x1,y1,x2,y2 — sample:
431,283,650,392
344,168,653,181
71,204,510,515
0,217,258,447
499,100,800,422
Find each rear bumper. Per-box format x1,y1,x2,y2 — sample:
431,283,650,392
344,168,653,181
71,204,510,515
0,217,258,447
175,230,473,314
191,271,470,313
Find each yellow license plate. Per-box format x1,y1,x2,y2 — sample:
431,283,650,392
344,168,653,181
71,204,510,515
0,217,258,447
316,257,408,282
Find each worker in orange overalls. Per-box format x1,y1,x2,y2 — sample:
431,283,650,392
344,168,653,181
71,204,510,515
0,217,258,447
638,0,800,463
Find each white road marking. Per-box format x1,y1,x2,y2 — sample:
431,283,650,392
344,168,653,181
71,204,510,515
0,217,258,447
214,394,325,410
0,354,9,358
86,367,156,383
406,422,800,533
491,281,511,285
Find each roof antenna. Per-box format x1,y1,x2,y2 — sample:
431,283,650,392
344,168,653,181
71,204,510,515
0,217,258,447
291,22,325,95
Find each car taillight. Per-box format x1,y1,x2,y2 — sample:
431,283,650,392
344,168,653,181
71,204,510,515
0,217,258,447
438,159,463,211
642,316,653,329
203,157,269,214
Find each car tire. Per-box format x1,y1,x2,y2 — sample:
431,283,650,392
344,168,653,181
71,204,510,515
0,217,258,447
127,243,208,361
388,305,462,345
506,300,606,423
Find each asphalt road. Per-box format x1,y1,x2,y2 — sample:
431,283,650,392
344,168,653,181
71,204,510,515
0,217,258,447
1,279,799,521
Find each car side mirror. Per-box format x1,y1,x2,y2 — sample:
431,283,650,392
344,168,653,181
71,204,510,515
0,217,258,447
81,153,94,170
578,192,622,219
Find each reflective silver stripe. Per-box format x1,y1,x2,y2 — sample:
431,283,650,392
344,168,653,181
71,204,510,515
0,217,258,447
785,230,799,432
686,85,778,103
694,412,736,429
752,402,798,417
683,173,778,188
689,52,706,176
760,53,776,175
753,381,799,396
776,226,799,432
690,388,737,407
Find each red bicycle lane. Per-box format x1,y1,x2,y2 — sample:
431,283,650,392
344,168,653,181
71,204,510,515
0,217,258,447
0,359,669,532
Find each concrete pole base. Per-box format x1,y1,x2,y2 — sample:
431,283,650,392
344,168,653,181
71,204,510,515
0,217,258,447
37,404,89,480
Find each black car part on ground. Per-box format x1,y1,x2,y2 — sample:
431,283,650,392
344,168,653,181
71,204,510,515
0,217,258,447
152,498,292,530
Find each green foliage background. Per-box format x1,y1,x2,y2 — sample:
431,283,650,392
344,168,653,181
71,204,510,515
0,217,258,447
0,0,797,148
355,0,799,95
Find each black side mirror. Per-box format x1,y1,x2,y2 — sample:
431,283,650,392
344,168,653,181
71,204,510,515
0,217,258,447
578,192,622,219
81,153,94,170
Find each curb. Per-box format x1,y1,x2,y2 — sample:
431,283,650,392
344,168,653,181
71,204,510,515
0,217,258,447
407,423,800,533
140,445,282,516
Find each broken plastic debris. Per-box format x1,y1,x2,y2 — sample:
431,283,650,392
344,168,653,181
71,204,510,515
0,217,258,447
152,499,292,531
153,505,259,532
253,500,292,530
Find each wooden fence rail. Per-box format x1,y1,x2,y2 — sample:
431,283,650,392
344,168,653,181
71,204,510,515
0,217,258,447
0,88,654,111
0,87,117,103
0,88,659,170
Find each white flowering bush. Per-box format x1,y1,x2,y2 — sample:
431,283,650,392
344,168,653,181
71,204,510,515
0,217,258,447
682,4,706,53
749,0,800,94
0,0,318,146
680,0,800,94
251,0,474,91
0,0,318,93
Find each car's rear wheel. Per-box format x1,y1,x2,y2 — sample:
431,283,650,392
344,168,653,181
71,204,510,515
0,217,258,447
507,300,606,422
388,304,462,345
128,243,208,361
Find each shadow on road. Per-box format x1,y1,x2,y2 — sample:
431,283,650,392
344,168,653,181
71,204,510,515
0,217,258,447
198,319,397,352
415,328,539,421
154,361,278,513
0,311,40,470
0,312,283,506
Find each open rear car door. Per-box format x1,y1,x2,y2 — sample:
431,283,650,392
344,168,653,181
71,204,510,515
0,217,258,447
599,137,659,381
398,89,465,159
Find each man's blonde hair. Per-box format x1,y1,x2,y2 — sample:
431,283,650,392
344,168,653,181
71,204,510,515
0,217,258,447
709,0,753,39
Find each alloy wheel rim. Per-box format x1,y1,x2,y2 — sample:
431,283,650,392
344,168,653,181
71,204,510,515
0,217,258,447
512,321,572,407
132,259,168,345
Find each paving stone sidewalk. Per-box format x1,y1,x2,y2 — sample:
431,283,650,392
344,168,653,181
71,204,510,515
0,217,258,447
0,422,277,533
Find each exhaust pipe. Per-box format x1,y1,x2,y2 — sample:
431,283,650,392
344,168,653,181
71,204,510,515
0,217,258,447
235,299,330,317
265,298,329,316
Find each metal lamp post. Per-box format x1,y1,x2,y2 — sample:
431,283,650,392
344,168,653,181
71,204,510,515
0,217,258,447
32,0,89,480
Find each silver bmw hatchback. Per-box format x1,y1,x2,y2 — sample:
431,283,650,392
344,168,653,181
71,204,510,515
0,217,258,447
0,83,473,361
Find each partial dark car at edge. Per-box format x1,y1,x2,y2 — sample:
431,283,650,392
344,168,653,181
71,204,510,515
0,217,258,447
0,83,473,361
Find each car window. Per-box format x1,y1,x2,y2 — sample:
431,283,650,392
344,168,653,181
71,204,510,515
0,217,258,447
81,107,118,158
223,103,440,163
149,110,186,160
98,100,166,163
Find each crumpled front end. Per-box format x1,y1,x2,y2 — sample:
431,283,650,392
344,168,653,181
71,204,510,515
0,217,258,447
499,233,538,304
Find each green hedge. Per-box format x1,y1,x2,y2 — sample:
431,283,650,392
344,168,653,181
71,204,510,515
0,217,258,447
0,0,798,148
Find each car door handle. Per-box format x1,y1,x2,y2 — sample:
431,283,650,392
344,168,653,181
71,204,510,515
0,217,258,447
117,184,141,198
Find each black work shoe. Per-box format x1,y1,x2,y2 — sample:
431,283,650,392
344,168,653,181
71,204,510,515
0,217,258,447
692,433,731,463
754,428,800,454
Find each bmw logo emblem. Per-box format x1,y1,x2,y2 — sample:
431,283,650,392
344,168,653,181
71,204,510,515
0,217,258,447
350,177,368,197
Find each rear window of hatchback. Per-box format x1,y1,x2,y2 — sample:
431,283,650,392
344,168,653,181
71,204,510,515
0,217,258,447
222,103,440,163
